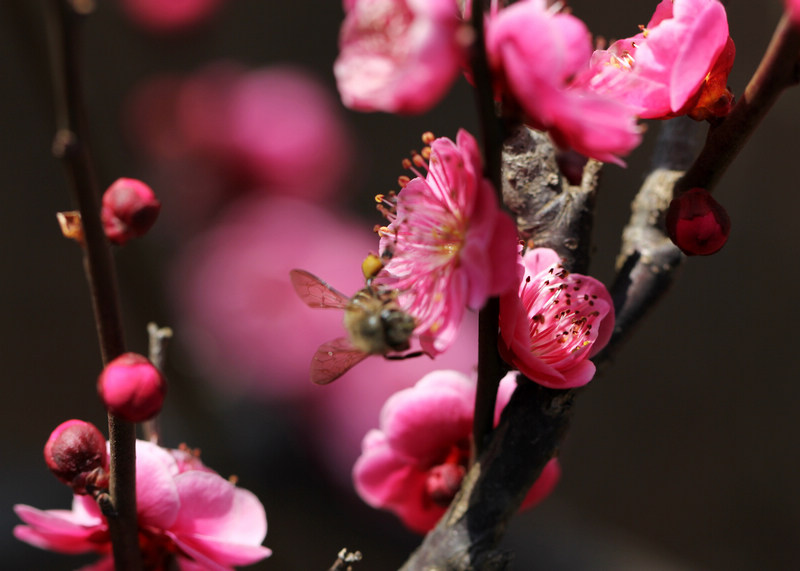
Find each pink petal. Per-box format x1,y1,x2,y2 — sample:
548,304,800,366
380,371,474,463
171,472,267,543
13,504,105,554
134,440,181,529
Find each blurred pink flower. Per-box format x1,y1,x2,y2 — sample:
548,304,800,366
788,0,800,24
374,129,518,356
124,64,354,231
173,195,377,400
15,440,270,570
119,0,225,33
578,0,734,120
353,370,560,533
499,247,614,389
485,0,641,164
307,311,479,484
334,0,467,113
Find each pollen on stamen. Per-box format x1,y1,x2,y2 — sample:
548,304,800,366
421,131,435,145
420,146,431,160
398,175,411,187
412,153,427,169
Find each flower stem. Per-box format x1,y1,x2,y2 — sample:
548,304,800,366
45,1,141,568
679,14,800,193
470,0,506,458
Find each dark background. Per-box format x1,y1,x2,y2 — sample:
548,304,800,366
2,1,799,569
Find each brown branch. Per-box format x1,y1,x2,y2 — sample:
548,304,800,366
45,1,141,568
678,14,800,193
142,323,173,444
470,0,507,457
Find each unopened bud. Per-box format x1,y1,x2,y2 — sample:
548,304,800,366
101,178,161,245
44,420,108,495
666,187,731,256
97,353,166,422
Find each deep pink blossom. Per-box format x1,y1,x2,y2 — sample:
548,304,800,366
788,0,800,24
374,129,518,355
334,0,466,113
579,0,734,120
15,440,270,569
124,64,354,232
119,0,225,33
353,370,560,533
485,0,641,164
499,248,614,389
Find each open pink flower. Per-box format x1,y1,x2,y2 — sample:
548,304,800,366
485,0,641,164
579,0,734,120
14,440,270,570
374,129,518,355
334,0,466,113
499,248,614,389
353,370,560,533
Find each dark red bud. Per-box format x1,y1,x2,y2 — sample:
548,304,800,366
44,420,109,495
425,463,466,507
101,178,161,245
666,187,731,256
97,353,167,422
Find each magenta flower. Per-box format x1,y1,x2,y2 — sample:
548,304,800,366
120,0,226,33
499,248,614,389
374,129,518,356
353,370,560,533
485,0,641,164
14,440,270,570
788,0,800,24
334,0,466,114
579,0,734,120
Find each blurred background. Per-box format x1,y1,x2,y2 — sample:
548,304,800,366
2,0,799,569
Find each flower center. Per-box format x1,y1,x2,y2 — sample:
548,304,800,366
522,265,602,364
425,442,469,507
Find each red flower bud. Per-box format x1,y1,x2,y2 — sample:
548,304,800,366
666,187,731,256
101,178,161,245
44,420,109,495
97,353,167,422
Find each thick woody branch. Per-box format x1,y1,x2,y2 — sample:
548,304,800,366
45,2,141,568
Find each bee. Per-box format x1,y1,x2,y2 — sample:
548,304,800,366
289,269,418,384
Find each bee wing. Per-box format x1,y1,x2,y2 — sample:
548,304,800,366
290,269,350,309
310,337,369,385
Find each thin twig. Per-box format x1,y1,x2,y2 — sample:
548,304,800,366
678,14,800,193
143,323,173,444
45,1,141,568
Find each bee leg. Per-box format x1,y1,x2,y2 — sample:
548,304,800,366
385,351,425,361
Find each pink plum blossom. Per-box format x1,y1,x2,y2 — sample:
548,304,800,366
788,0,800,24
578,0,734,120
173,195,377,400
124,64,354,232
499,248,614,389
485,0,641,164
334,0,467,113
374,129,518,356
15,439,270,570
353,370,560,533
119,0,225,33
